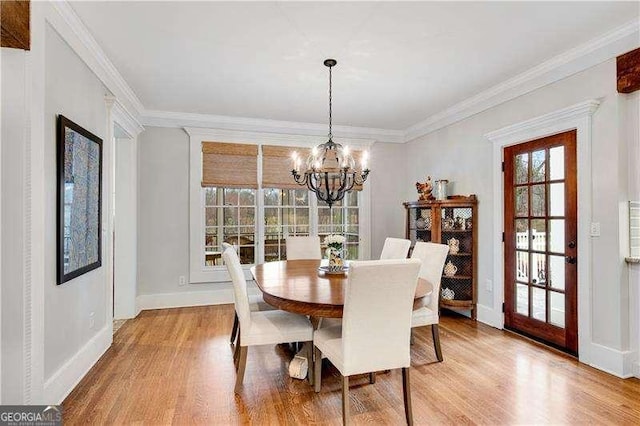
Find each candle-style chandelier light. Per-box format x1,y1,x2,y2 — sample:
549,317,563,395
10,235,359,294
291,59,370,208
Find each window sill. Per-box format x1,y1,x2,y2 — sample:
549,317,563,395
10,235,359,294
625,257,640,264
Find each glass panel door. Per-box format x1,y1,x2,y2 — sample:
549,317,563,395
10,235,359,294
503,130,578,354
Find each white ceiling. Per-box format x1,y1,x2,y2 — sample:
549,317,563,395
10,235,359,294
71,1,638,131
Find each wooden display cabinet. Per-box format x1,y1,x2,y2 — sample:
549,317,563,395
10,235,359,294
403,195,478,318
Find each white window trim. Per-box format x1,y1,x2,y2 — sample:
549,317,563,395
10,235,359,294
186,127,373,283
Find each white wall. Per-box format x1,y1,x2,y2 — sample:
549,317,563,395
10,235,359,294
1,48,28,403
369,142,408,258
137,127,201,296
43,24,110,383
403,58,634,370
114,137,138,318
137,126,238,307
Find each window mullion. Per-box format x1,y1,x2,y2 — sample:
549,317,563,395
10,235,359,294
256,187,265,264
216,189,224,264
310,191,319,236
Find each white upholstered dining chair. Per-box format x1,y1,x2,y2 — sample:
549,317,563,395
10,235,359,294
320,237,412,332
313,259,422,425
409,242,449,361
222,242,274,345
285,236,322,260
222,248,314,393
379,237,411,259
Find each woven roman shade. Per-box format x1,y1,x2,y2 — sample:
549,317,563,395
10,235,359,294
202,142,258,188
262,145,310,189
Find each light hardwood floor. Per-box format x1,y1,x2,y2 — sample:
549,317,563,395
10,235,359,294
63,305,640,424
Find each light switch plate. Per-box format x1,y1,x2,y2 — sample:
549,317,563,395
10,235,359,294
590,222,601,237
485,279,493,291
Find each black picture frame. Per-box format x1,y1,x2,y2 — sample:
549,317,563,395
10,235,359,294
56,115,103,285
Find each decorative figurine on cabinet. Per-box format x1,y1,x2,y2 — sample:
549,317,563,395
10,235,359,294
415,176,435,201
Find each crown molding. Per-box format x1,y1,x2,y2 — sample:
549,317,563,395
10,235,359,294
405,19,639,142
48,1,145,118
183,126,375,149
105,96,145,138
485,99,601,143
143,110,404,144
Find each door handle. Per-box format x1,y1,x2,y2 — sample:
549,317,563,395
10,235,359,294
565,256,577,264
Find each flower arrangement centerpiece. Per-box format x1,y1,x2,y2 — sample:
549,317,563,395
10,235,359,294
324,234,346,272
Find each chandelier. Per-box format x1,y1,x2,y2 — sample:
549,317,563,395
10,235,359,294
291,59,370,208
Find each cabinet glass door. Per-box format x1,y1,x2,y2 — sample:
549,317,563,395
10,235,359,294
409,207,433,246
440,206,473,303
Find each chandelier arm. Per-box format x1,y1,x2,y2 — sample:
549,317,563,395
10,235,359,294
292,170,307,185
343,178,355,193
314,177,329,204
307,173,318,193
353,170,370,185
339,168,352,193
323,171,332,201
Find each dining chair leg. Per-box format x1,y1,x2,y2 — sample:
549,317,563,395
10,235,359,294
230,312,239,344
431,324,443,362
369,372,376,384
402,367,413,426
313,347,322,392
304,341,314,386
342,375,350,425
234,346,248,393
234,332,241,370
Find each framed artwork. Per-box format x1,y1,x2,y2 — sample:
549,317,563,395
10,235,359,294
57,115,103,285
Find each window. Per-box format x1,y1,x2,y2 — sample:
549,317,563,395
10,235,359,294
264,188,310,261
318,191,360,260
188,132,370,283
204,188,256,266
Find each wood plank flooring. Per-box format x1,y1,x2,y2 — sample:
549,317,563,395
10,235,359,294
62,305,640,424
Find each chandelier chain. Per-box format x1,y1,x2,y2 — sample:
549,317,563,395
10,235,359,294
328,64,332,139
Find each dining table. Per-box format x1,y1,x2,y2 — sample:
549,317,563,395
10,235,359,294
250,259,433,384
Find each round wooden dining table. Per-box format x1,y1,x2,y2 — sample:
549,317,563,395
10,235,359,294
250,259,433,319
250,259,432,385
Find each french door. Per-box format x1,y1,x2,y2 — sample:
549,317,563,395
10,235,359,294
503,130,578,354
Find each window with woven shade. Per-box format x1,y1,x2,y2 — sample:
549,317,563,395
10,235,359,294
201,141,258,188
202,142,258,266
262,145,312,261
261,145,310,190
189,135,370,281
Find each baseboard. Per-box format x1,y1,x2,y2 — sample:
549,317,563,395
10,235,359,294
136,288,234,312
135,282,263,313
587,342,637,378
43,324,112,404
633,362,640,379
476,304,504,329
